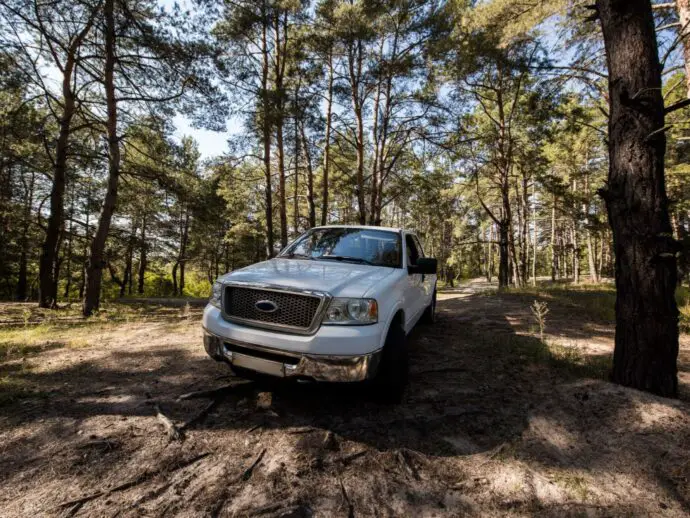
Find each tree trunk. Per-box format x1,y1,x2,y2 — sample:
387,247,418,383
83,0,121,316
79,182,91,300
676,0,690,97
597,0,679,397
63,197,74,299
369,38,384,225
276,117,288,248
39,66,76,307
572,223,580,284
261,13,274,257
275,10,288,249
498,223,510,289
551,195,558,281
180,211,189,294
138,216,147,294
17,172,35,301
300,123,316,228
348,40,366,225
532,180,537,286
487,224,494,282
586,231,598,283
585,170,599,283
293,111,300,236
172,261,179,296
321,50,333,226
37,10,97,308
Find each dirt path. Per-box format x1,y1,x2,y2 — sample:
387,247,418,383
0,283,689,517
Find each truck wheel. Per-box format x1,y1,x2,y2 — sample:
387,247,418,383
421,289,436,324
373,319,408,403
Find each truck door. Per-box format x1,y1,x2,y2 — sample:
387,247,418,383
404,233,426,328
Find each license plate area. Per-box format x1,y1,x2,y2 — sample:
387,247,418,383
230,352,286,377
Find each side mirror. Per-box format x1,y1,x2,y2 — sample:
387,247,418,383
408,257,437,275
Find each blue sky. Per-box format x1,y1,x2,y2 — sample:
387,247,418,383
172,114,237,161
160,0,237,159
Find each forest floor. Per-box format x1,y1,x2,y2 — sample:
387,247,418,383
0,279,689,517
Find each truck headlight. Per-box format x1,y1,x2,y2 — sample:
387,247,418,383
209,281,223,308
323,298,378,325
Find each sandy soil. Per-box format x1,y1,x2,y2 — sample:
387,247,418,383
0,280,688,517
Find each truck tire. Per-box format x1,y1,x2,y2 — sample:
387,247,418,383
420,289,436,324
373,318,408,403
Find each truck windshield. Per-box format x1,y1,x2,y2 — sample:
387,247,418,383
279,228,402,268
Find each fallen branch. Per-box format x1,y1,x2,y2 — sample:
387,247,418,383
335,449,369,466
288,426,319,435
339,478,355,518
56,452,210,509
247,502,301,516
155,404,183,441
246,423,263,434
397,449,420,481
181,399,219,431
176,381,255,401
63,501,83,518
240,448,267,482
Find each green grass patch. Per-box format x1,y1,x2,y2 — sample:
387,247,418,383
552,473,590,501
462,326,611,381
505,282,617,323
505,281,690,332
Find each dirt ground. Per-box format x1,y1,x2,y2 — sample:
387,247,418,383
1,280,689,517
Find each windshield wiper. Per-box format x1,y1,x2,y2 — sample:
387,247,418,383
319,255,375,266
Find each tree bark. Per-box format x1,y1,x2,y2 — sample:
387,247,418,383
38,62,76,307
261,10,274,257
597,0,679,397
63,194,75,299
299,122,316,228
347,39,367,225
293,101,300,236
498,223,510,289
274,10,288,249
585,170,599,283
532,180,537,286
321,49,333,226
16,172,35,301
83,0,121,316
551,195,558,281
138,216,147,294
180,211,189,294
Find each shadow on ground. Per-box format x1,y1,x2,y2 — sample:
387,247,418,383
0,288,689,516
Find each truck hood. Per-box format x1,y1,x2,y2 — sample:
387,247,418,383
218,258,396,298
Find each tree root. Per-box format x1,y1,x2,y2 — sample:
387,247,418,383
54,452,210,510
155,404,183,441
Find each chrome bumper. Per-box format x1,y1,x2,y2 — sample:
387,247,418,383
203,330,381,383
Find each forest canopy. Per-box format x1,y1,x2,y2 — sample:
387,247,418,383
0,0,688,306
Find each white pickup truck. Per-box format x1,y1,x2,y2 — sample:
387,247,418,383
202,225,437,401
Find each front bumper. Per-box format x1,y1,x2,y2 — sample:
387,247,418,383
203,330,382,383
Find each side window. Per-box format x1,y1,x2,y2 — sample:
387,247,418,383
413,235,425,258
405,234,420,266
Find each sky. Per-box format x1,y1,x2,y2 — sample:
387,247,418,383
160,0,236,160
172,115,238,161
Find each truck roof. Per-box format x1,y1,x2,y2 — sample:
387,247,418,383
310,224,406,233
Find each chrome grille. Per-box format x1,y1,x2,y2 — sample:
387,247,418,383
224,286,322,330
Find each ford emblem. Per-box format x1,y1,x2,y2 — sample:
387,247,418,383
255,300,278,313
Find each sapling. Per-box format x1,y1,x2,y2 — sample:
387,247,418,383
530,300,549,342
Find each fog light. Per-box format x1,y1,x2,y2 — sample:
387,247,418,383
203,333,223,360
